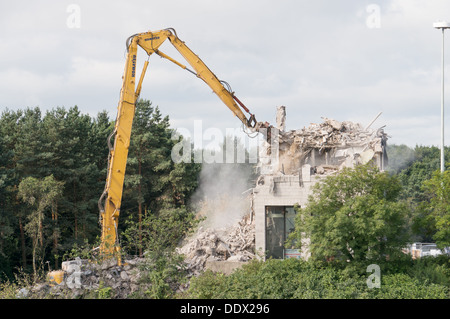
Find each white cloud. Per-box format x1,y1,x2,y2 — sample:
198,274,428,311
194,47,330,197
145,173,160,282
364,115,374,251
0,68,64,107
67,56,123,88
1,0,449,147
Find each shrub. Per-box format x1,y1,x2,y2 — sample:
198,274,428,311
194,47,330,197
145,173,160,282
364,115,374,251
183,258,449,299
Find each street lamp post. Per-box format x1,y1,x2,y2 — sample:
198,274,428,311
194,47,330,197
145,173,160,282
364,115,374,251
433,21,450,172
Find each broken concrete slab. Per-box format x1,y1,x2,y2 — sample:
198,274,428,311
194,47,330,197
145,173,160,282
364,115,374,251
259,109,388,176
176,213,255,276
276,105,286,131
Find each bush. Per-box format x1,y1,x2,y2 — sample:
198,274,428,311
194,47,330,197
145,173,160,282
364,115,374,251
375,273,448,299
183,258,449,299
181,270,228,299
406,255,450,287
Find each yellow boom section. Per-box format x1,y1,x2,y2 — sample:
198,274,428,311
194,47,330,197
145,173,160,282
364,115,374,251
98,28,267,261
136,28,261,128
98,35,138,261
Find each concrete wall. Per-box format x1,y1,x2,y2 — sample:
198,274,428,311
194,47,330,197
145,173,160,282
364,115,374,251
252,171,323,260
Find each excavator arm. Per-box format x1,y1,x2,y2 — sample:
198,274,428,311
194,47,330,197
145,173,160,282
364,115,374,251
98,28,269,261
133,28,264,128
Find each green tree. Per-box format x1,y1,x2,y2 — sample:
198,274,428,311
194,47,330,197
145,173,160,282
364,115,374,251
0,101,201,282
123,99,200,255
0,108,45,270
0,106,113,277
0,132,16,280
14,108,46,178
288,164,411,263
397,146,450,202
415,170,450,248
17,175,64,280
41,106,112,256
123,100,156,256
42,106,97,243
122,206,199,298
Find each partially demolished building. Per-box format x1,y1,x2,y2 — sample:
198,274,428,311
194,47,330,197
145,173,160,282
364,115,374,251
253,106,388,260
178,106,389,274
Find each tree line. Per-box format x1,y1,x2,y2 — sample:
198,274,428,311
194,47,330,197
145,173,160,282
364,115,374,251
0,100,201,281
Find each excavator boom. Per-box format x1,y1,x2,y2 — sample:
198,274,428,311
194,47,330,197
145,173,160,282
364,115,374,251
134,28,262,128
98,28,269,261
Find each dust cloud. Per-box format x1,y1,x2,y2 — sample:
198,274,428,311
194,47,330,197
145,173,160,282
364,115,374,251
190,136,257,230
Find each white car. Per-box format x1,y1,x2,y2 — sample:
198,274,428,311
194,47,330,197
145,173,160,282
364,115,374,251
420,244,443,257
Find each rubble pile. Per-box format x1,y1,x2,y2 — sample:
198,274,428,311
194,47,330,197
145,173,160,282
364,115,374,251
177,213,256,276
261,112,388,175
22,257,146,299
280,117,386,151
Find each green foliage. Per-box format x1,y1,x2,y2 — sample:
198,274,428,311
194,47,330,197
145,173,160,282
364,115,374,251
183,258,449,299
375,273,448,299
136,250,187,299
123,209,193,299
396,145,450,202
0,132,15,281
0,280,19,299
121,100,201,257
405,255,450,287
288,164,411,263
415,170,450,248
96,281,113,299
185,259,369,299
387,144,450,243
0,106,113,278
182,270,228,299
18,175,64,280
124,100,200,211
122,206,199,255
122,205,199,299
0,101,201,284
0,267,36,299
61,238,98,261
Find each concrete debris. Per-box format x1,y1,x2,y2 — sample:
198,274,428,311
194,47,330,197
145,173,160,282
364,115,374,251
276,105,286,131
30,257,146,299
260,112,388,176
176,213,256,276
28,197,256,298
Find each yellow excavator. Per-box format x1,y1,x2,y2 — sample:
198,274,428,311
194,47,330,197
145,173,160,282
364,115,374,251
98,28,270,263
48,28,270,284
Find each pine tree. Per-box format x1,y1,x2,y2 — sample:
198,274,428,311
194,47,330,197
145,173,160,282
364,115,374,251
122,99,200,255
1,108,44,269
0,131,16,280
18,175,64,280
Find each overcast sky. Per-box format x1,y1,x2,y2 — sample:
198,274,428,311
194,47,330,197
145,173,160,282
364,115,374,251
1,0,450,148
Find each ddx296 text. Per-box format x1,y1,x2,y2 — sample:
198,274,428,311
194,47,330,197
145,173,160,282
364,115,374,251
179,302,269,316
224,303,269,314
